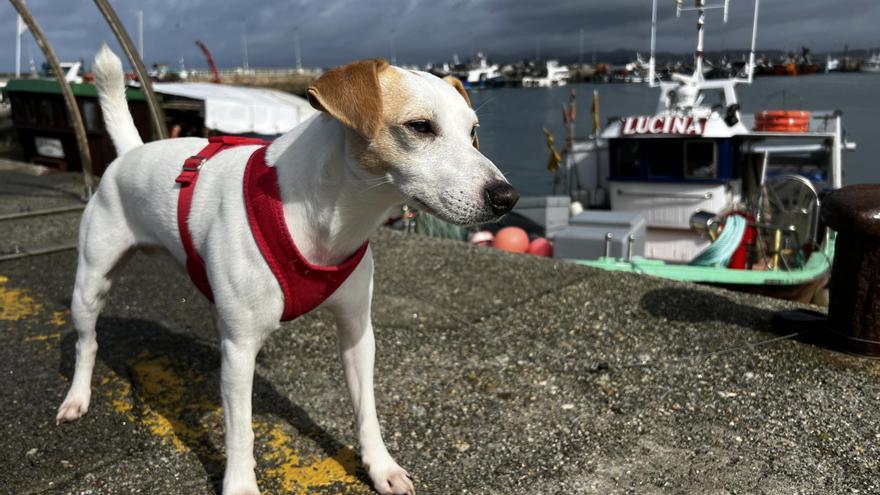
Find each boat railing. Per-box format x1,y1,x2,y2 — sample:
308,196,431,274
616,190,714,200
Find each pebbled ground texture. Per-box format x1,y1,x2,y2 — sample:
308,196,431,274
1,170,878,494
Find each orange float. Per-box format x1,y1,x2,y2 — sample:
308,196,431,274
493,227,529,253
754,110,811,133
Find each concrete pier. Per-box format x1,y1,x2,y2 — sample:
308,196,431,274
1,170,879,494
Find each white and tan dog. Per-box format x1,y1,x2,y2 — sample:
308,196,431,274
55,44,518,495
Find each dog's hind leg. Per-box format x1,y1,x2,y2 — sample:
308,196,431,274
57,197,135,424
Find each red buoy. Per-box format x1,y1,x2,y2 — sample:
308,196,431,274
493,227,529,253
527,237,554,257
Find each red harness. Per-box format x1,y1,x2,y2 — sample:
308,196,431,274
175,136,368,321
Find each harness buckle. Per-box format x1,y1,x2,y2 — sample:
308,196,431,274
182,156,207,172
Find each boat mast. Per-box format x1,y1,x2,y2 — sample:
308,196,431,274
137,10,143,60
15,14,24,77
241,24,249,71
294,29,303,72
693,0,706,81
745,0,759,83
648,0,658,86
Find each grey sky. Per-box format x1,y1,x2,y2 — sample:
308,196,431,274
1,0,877,71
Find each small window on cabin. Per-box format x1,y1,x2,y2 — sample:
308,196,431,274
39,100,56,128
684,141,717,179
646,139,681,177
81,101,99,132
612,139,640,177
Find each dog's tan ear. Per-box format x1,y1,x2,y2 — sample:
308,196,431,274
307,59,389,139
443,75,472,107
443,75,479,149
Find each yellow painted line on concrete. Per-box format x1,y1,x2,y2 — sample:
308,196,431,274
259,422,360,494
49,310,67,327
3,273,368,494
24,331,62,351
0,275,44,321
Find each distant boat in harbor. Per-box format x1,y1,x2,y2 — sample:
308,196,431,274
452,53,503,90
861,53,880,73
825,55,840,73
521,60,570,88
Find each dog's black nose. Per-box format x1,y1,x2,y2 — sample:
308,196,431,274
485,181,519,216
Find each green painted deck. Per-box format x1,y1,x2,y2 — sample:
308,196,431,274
4,78,148,101
573,235,834,286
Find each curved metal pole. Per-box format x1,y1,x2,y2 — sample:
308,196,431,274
92,0,168,140
9,0,96,198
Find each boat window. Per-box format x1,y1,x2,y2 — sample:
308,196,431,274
646,140,681,177
612,139,640,177
39,100,57,128
684,140,717,179
81,101,99,132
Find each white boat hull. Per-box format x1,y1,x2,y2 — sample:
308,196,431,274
609,181,740,230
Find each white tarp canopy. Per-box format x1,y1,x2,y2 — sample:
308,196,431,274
153,82,317,136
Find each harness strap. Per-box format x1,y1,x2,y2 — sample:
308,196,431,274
175,136,269,301
243,146,369,320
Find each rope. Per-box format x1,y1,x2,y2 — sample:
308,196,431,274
689,214,746,267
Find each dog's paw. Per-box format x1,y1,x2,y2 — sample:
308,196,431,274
222,482,260,495
222,488,259,495
367,462,415,495
55,393,90,424
222,468,260,495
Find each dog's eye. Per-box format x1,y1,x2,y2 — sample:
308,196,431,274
471,123,480,138
405,120,435,135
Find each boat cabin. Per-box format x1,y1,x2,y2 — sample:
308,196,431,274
589,109,847,263
4,78,316,175
4,79,155,174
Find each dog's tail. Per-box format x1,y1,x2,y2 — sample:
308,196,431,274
93,43,143,155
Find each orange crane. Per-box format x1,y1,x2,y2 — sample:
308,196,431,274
195,39,220,83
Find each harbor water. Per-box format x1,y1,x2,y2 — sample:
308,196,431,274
472,73,880,197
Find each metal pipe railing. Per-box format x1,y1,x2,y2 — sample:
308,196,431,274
0,204,86,222
9,0,96,198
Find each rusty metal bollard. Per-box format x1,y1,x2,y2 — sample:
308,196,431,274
820,185,880,356
772,184,880,357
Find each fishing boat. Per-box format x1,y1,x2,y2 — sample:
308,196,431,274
543,0,856,304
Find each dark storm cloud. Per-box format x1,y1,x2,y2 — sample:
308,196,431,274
1,0,877,71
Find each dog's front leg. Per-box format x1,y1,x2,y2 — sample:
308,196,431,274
218,326,264,495
330,257,415,495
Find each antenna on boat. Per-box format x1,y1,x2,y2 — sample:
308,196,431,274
742,0,760,84
650,0,760,87
648,0,659,87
